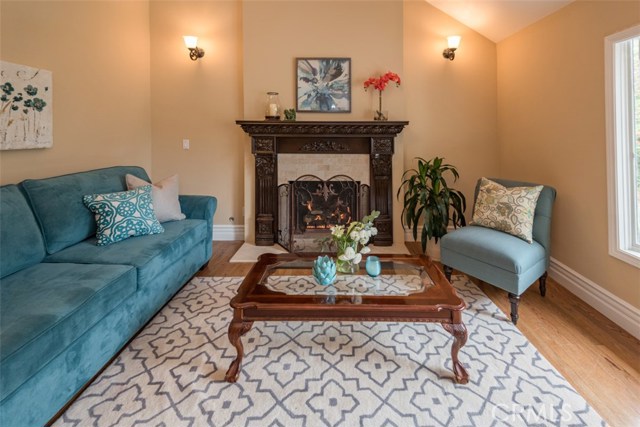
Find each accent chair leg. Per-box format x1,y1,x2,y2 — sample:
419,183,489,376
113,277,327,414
539,272,548,297
443,265,453,282
508,293,520,325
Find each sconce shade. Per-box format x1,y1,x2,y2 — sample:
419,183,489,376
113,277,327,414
443,35,461,61
447,35,461,49
183,36,198,49
183,35,204,61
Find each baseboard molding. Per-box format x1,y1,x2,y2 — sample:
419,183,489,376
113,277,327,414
212,225,245,241
549,257,640,341
403,225,455,242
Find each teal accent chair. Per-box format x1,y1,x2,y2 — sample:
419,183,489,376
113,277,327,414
440,178,556,325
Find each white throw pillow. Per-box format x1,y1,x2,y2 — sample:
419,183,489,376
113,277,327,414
126,174,186,223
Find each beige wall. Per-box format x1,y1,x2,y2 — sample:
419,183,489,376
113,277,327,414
242,0,404,121
403,1,499,217
0,1,151,184
497,0,640,308
149,1,244,227
242,0,406,243
0,0,498,241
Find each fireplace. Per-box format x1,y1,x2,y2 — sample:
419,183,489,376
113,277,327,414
237,120,409,247
277,175,369,251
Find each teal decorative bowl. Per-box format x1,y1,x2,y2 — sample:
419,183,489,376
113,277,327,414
312,255,337,286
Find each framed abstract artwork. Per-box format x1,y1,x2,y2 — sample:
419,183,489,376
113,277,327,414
296,58,351,113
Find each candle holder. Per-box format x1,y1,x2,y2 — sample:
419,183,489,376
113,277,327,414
265,91,281,121
365,256,382,277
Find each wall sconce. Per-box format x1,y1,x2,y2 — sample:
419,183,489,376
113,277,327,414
442,36,461,61
183,36,204,61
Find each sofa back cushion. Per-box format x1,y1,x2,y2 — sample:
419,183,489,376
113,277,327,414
0,185,46,278
21,166,150,254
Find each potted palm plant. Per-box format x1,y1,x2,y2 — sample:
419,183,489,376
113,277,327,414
397,157,467,256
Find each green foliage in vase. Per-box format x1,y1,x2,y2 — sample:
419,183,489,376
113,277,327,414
397,157,466,253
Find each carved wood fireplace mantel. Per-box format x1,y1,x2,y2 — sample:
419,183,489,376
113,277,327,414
236,120,409,247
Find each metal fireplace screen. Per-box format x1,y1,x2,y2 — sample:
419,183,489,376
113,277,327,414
277,175,369,252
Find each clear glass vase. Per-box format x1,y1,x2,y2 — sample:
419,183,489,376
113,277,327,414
374,92,388,121
374,110,388,121
336,241,360,274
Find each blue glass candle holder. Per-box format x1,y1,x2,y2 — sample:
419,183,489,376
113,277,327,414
365,256,381,277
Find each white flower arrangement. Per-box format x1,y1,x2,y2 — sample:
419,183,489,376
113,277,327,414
330,210,380,266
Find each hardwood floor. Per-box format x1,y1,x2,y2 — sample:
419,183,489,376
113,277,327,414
199,241,640,427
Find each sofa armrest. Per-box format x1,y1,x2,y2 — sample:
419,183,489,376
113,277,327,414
179,195,217,244
179,195,217,220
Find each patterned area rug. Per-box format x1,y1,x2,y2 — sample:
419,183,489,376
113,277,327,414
55,276,604,427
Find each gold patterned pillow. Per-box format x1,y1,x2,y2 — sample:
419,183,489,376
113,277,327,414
471,178,543,243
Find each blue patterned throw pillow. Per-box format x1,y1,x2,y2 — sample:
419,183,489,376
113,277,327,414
83,185,164,246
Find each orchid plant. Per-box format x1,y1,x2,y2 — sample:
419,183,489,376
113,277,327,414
363,72,401,121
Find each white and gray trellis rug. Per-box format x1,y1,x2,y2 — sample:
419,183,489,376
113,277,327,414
55,276,605,427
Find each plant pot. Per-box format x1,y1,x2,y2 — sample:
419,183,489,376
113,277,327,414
426,239,441,261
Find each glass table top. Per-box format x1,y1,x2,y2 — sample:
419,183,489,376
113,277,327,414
260,259,434,296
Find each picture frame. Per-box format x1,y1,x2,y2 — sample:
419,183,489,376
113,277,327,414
296,58,351,113
1,61,53,150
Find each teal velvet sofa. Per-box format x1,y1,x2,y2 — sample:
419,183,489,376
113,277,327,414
0,166,217,427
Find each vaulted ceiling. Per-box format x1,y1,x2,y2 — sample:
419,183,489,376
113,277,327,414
426,0,575,42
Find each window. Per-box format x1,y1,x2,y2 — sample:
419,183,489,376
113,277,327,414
606,25,640,268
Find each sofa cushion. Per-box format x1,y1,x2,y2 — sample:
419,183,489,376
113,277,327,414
83,185,164,246
0,262,136,401
0,185,46,279
126,174,186,223
21,166,150,254
44,219,207,286
440,225,546,274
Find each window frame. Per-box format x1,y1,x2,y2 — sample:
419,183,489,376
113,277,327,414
605,24,640,268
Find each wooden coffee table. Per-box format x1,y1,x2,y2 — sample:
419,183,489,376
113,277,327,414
225,253,469,384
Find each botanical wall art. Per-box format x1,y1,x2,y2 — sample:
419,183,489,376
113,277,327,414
0,61,52,150
296,58,351,113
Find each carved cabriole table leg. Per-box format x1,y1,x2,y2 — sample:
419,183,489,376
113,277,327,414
225,311,253,383
442,322,469,384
